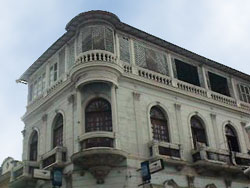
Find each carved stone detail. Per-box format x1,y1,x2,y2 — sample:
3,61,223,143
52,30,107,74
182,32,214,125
224,179,232,188
42,114,47,122
89,166,111,184
133,92,141,101
67,94,75,104
174,103,181,110
163,179,179,188
186,175,195,188
205,183,217,188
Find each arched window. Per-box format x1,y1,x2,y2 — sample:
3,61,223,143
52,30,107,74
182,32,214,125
191,116,208,149
150,106,169,142
29,131,38,161
225,125,240,152
85,98,112,132
53,114,63,148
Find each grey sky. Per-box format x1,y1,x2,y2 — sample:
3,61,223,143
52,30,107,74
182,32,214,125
1,0,250,163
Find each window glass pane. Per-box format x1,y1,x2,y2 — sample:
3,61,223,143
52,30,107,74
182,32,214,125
93,26,105,50
135,41,168,75
105,27,114,53
175,59,200,86
119,36,130,63
150,106,169,142
82,27,92,53
85,98,112,132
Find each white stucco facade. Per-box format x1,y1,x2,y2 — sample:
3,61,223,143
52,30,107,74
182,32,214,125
10,10,250,188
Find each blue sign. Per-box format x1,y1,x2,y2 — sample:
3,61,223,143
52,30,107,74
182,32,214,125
141,161,151,183
52,169,62,187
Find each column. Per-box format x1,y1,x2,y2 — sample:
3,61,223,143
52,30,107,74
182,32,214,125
166,53,174,78
111,84,120,149
174,103,184,157
210,113,220,149
76,88,82,137
65,43,69,73
133,92,143,156
115,34,120,59
241,122,250,152
230,77,240,106
42,114,48,153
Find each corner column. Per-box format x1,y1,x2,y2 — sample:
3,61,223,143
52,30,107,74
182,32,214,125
111,84,120,149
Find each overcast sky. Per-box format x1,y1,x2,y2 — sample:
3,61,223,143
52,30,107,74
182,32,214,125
1,0,250,164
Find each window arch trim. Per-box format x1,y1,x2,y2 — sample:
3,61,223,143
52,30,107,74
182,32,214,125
188,112,209,149
84,97,112,133
28,129,39,161
223,123,241,153
190,115,208,149
148,103,171,143
52,112,64,148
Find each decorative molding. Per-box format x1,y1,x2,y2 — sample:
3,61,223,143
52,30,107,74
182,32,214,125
42,114,48,122
163,179,179,188
89,166,111,184
174,103,181,110
67,93,75,104
133,92,141,101
210,113,216,119
224,179,232,188
186,175,195,188
21,129,26,137
205,184,217,188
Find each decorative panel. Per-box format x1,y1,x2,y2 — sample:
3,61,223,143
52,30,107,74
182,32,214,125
119,36,130,63
93,26,105,50
82,27,92,53
134,41,168,75
105,27,114,53
59,48,65,77
68,40,75,69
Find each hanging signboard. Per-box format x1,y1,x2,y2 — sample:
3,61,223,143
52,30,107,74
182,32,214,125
52,169,63,187
141,161,151,183
33,169,51,180
149,159,164,174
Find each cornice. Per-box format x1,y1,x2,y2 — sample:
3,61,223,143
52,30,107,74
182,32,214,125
18,10,250,83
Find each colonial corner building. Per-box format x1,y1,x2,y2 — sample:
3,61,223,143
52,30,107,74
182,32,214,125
5,10,250,187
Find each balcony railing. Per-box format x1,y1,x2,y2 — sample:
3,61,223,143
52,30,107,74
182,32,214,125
10,161,39,187
76,50,115,65
138,68,172,87
210,92,237,107
122,63,250,113
148,141,182,160
176,80,207,97
192,146,250,173
41,146,67,169
79,131,115,150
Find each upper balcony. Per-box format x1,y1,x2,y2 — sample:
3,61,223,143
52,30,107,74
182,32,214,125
191,146,250,176
9,161,39,188
72,131,127,184
41,146,67,169
70,50,123,88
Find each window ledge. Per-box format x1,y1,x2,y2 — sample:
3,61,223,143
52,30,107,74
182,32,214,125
78,131,115,143
41,146,67,160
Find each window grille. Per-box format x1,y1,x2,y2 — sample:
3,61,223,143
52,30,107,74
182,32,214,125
29,131,38,161
191,116,208,149
53,114,63,148
225,125,240,152
237,83,250,103
119,36,130,63
85,98,112,132
150,106,169,142
81,26,114,53
49,63,58,86
134,41,168,75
